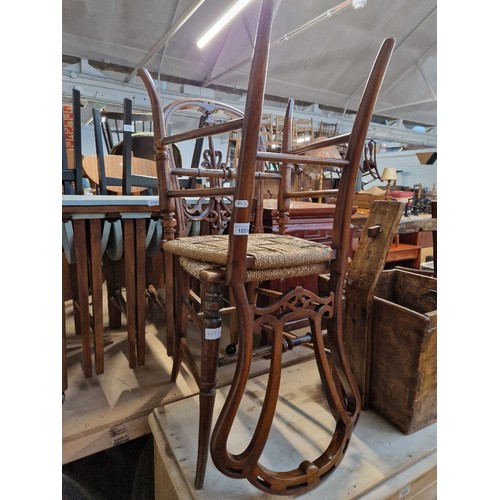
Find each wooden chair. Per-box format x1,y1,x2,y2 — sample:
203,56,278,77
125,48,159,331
140,0,395,492
85,100,163,360
89,98,158,195
82,154,157,195
292,117,314,146
62,90,113,381
98,107,153,153
63,88,90,395
359,138,382,188
317,121,338,138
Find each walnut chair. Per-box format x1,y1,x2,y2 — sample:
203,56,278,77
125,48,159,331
140,0,395,493
359,138,382,188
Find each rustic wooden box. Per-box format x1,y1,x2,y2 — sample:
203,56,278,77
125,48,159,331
369,269,437,434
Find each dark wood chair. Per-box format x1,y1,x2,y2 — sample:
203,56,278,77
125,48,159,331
98,107,153,154
359,138,382,188
140,0,395,493
89,98,158,195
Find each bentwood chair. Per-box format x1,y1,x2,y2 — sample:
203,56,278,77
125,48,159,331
140,0,395,493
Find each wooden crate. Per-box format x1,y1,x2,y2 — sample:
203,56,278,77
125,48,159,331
370,269,437,434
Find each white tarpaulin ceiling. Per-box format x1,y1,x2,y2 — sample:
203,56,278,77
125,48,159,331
62,0,436,129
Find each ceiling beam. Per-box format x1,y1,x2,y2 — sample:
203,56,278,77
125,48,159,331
62,69,436,147
124,0,206,83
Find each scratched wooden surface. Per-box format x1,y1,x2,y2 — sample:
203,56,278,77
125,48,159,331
62,291,313,464
150,358,437,499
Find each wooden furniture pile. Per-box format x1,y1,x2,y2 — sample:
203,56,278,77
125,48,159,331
62,1,436,495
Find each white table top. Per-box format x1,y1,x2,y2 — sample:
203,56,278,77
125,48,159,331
62,195,160,207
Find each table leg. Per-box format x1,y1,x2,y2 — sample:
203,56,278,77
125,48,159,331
135,218,147,366
62,298,68,393
89,219,105,375
72,219,92,378
123,219,137,368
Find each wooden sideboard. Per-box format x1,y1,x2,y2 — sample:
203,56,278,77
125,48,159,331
262,199,369,257
262,199,431,269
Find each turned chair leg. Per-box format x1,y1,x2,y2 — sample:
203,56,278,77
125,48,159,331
169,257,186,383
194,282,223,489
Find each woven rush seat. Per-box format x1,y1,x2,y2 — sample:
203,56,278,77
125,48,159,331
164,233,333,281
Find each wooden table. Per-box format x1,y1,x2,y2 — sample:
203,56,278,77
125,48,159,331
262,199,368,254
263,199,432,269
62,195,161,385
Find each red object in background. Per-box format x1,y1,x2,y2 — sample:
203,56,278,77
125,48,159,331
63,104,74,148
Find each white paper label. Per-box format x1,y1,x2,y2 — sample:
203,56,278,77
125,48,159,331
233,222,250,235
235,199,248,208
205,327,222,340
123,124,134,132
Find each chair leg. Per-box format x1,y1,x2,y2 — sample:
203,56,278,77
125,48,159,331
62,298,68,395
195,281,223,490
169,258,189,382
89,219,105,375
135,218,147,366
164,253,176,358
123,219,137,368
72,219,93,378
104,257,124,329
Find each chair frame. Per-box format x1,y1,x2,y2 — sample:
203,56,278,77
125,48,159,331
140,0,395,493
91,98,158,195
99,108,153,153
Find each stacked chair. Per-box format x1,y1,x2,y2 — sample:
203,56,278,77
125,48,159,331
139,0,395,494
86,98,158,195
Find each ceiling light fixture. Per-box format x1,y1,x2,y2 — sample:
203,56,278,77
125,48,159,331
352,0,367,9
197,0,253,49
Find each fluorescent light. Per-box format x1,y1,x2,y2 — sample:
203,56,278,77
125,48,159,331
197,0,253,49
352,0,367,9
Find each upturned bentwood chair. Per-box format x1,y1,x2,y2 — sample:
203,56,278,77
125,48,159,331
140,0,395,493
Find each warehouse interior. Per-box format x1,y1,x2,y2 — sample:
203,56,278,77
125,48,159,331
5,0,499,498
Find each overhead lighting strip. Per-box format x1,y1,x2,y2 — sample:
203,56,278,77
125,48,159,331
197,0,253,49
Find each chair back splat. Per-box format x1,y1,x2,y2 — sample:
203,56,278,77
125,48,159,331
140,0,395,494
